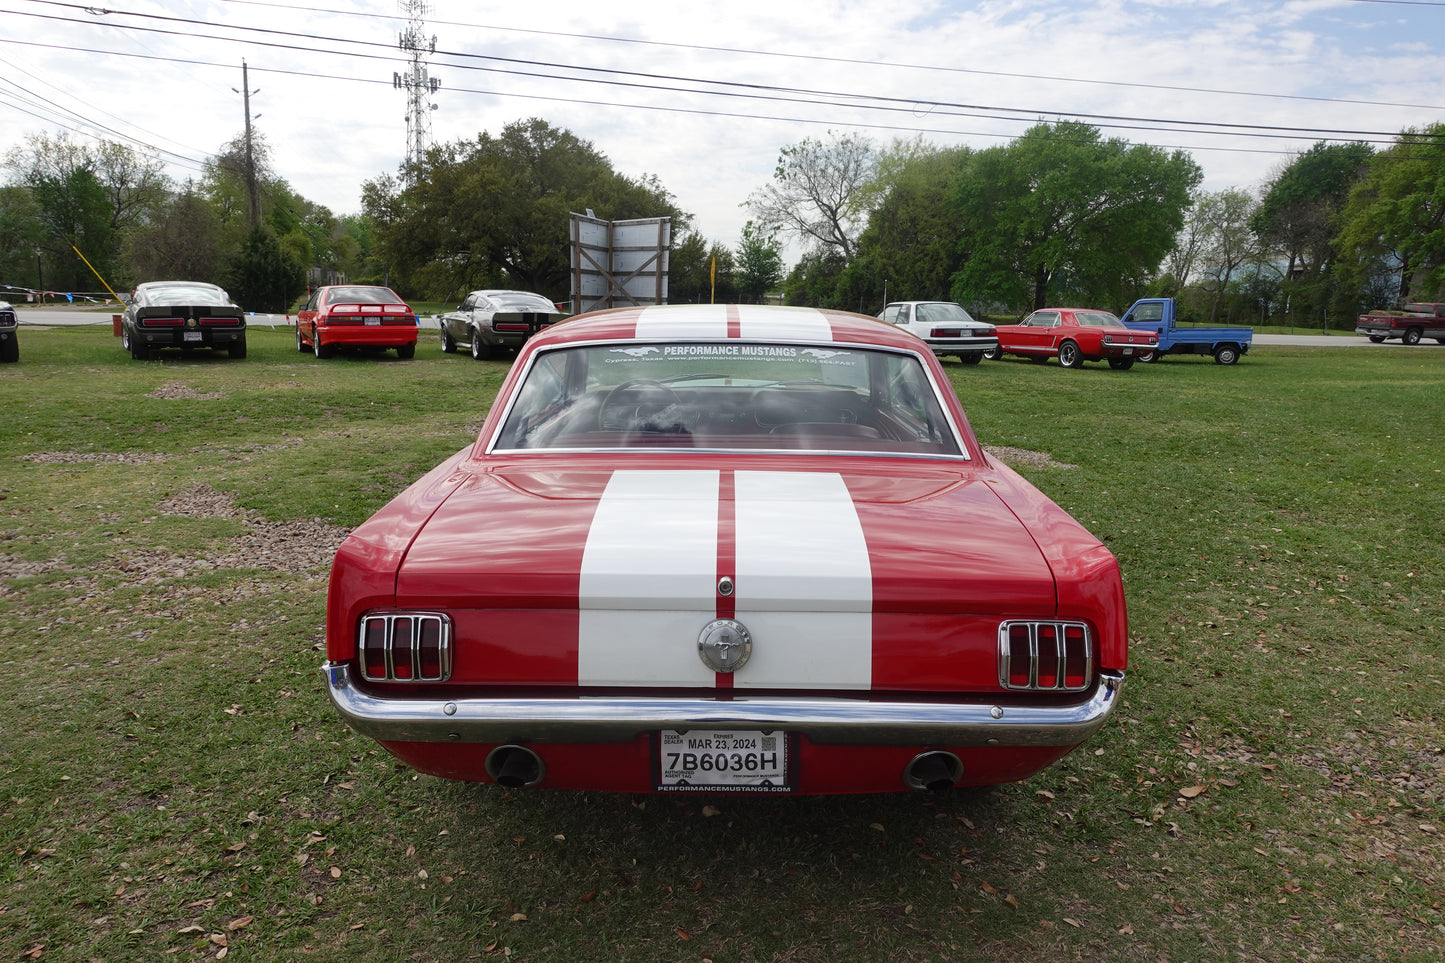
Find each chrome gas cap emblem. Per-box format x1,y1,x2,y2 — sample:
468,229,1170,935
697,618,752,673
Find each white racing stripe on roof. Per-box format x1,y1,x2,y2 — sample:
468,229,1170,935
635,303,729,339
579,470,719,687
733,470,872,690
737,305,834,341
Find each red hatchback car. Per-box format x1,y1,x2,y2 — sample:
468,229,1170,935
296,285,418,359
321,304,1128,795
989,308,1157,370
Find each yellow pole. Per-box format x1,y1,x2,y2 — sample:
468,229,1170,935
71,245,126,304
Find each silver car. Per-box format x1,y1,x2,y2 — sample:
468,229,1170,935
439,289,565,360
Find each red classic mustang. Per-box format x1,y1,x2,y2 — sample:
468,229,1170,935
323,304,1128,795
296,285,419,359
989,308,1157,370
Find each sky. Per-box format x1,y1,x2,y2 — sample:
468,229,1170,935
2,0,1443,263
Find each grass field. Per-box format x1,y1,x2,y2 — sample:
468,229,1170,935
1,325,1441,962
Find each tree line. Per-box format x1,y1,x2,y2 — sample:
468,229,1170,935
4,116,1440,324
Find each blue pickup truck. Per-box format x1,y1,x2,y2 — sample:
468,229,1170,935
1120,298,1251,365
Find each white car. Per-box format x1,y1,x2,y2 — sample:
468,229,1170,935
877,301,997,365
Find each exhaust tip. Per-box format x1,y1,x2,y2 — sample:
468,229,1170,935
903,751,963,791
485,744,545,788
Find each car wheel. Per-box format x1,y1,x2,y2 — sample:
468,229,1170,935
313,328,334,359
1108,356,1135,370
469,329,486,361
958,352,982,365
1057,340,1082,368
1402,327,1423,346
1213,344,1240,365
396,343,416,359
296,324,308,353
440,328,457,353
981,346,999,361
129,330,149,360
228,337,247,360
1368,335,1387,344
1137,350,1157,363
0,335,16,363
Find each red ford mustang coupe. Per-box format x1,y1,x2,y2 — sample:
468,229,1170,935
989,308,1157,369
296,285,419,359
323,305,1128,795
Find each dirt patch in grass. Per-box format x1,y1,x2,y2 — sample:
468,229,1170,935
148,381,226,400
20,450,167,464
985,446,1078,470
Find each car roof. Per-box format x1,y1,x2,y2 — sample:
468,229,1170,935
529,304,917,351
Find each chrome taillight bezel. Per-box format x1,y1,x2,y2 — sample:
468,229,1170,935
359,612,452,682
998,621,1093,692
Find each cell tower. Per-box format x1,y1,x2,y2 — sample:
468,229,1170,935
393,0,441,171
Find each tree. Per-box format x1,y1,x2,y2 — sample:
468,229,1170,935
853,144,972,306
5,133,168,291
1253,142,1373,280
1195,189,1260,323
0,185,45,290
1335,124,1445,303
948,121,1201,310
746,131,878,261
735,221,783,302
225,227,305,312
668,231,736,304
123,183,225,282
370,118,688,301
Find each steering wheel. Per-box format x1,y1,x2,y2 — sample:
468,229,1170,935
597,379,683,430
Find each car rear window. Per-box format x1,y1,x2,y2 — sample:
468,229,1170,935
492,342,964,457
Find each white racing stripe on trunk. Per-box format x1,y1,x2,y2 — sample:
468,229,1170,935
736,305,834,341
635,303,729,339
733,471,873,689
579,470,719,686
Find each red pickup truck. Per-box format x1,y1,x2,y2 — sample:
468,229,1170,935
1355,303,1445,345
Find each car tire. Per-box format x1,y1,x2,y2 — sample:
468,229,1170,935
981,346,999,361
469,330,486,361
396,343,416,359
1137,350,1157,363
296,325,308,353
440,328,457,353
313,328,334,359
228,337,247,360
1108,356,1135,370
0,335,16,363
1213,344,1240,365
129,329,149,360
1058,340,1082,368
1403,327,1422,346
1368,335,1387,343
958,352,982,365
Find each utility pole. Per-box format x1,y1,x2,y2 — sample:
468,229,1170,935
393,0,441,177
234,60,261,232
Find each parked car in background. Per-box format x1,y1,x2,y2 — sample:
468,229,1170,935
0,301,17,363
120,281,246,360
439,289,566,359
1121,297,1251,365
876,301,997,365
296,285,418,359
989,308,1157,369
322,304,1129,795
1354,302,1445,345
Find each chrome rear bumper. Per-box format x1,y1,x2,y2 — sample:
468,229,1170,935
322,662,1124,748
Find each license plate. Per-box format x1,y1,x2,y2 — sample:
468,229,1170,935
1122,347,1133,355
183,331,203,342
365,318,380,326
657,729,790,792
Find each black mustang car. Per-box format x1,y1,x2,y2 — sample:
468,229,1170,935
0,301,17,363
121,281,247,360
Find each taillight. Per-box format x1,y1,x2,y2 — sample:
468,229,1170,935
142,317,184,326
998,621,1092,691
358,612,451,682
